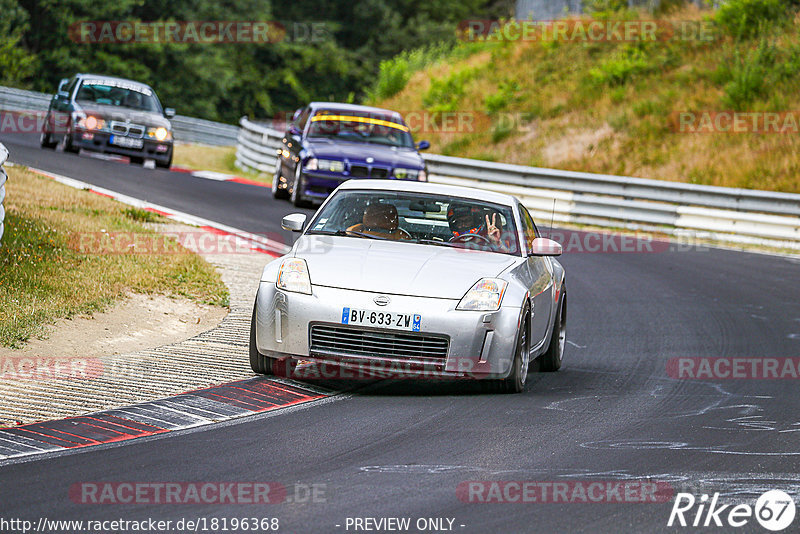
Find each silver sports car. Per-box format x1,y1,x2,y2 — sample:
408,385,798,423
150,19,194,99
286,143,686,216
250,180,566,392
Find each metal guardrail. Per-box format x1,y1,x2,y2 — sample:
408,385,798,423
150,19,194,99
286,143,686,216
0,142,8,245
235,116,800,249
0,86,238,146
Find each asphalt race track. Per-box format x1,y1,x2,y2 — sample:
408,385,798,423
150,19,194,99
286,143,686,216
2,132,799,533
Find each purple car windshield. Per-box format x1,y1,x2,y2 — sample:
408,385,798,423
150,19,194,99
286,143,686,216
307,111,414,148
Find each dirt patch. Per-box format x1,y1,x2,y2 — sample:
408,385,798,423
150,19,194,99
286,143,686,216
0,293,226,359
542,124,614,166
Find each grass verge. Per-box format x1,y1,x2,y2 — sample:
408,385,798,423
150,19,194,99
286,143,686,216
172,143,271,185
0,166,229,348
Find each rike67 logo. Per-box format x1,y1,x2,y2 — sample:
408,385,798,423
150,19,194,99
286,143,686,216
668,490,796,531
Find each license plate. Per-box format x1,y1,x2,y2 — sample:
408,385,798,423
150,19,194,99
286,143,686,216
341,307,421,332
109,135,143,149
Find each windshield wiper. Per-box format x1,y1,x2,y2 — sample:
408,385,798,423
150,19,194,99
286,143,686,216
414,238,460,248
305,229,388,240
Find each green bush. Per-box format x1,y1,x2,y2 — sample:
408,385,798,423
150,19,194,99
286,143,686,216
715,39,776,109
588,45,653,86
484,79,521,114
371,57,412,101
714,0,789,39
366,42,470,102
423,67,479,112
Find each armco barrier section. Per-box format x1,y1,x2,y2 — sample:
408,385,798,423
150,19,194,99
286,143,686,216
0,86,237,146
0,142,7,245
235,116,800,250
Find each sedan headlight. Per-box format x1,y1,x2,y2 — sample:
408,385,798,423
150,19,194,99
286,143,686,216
75,114,107,131
456,278,508,311
394,168,423,180
306,158,344,172
147,127,171,141
276,258,312,294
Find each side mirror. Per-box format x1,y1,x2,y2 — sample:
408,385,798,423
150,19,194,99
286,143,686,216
288,125,302,136
416,140,430,151
164,108,176,119
291,108,303,122
529,237,562,257
281,213,307,232
57,78,69,92
56,91,69,100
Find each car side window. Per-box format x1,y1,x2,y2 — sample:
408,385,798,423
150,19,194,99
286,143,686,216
520,205,537,250
66,78,79,98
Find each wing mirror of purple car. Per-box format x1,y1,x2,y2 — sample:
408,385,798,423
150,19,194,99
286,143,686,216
529,237,562,257
416,140,430,150
282,213,307,232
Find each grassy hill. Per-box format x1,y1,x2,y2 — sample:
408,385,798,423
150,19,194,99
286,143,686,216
369,1,800,193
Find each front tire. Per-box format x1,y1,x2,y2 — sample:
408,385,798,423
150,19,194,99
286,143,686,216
60,127,78,154
272,159,289,199
291,165,309,207
156,152,172,169
249,298,296,377
539,292,566,372
499,303,531,393
40,128,57,149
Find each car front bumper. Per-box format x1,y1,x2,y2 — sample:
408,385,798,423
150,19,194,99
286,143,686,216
71,131,173,164
301,173,424,201
254,282,522,380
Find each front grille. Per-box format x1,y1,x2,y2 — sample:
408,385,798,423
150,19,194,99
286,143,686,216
310,324,449,363
109,120,145,138
127,125,145,138
350,165,369,177
371,167,389,179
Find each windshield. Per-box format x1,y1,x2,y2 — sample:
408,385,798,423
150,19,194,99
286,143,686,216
75,80,161,112
307,110,414,148
307,190,520,255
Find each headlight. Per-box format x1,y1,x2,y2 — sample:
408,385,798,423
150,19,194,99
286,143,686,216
456,278,508,311
394,168,425,180
276,258,312,294
81,116,106,130
147,127,171,141
306,158,344,172
318,159,345,172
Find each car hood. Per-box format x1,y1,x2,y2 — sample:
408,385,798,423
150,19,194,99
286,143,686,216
77,103,171,128
296,235,518,299
305,139,423,169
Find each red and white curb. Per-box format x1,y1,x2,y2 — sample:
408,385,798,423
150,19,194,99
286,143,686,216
0,377,330,461
171,166,267,187
28,167,290,256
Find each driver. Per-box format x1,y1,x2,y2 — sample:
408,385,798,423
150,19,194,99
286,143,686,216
447,202,508,252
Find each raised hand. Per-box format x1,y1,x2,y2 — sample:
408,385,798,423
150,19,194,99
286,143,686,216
485,213,501,244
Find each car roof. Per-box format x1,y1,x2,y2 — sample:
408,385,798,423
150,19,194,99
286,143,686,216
335,179,518,207
76,73,154,90
308,102,402,118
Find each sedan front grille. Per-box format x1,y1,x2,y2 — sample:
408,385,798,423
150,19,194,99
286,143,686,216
310,324,449,363
109,121,146,139
350,165,369,177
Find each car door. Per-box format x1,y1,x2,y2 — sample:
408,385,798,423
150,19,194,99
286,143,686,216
520,204,554,349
